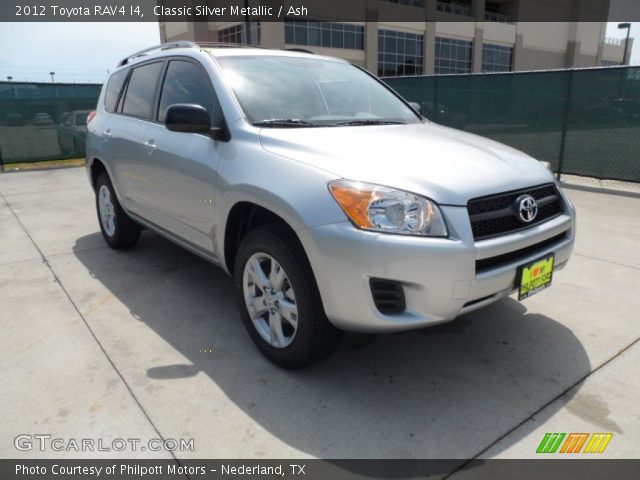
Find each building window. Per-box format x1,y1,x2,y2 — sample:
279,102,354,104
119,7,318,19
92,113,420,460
435,37,472,74
484,2,514,23
378,29,424,77
284,20,364,49
218,22,261,46
482,43,513,72
484,11,514,23
436,0,473,17
380,0,425,6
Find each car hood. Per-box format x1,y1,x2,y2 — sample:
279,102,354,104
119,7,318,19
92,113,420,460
259,122,554,205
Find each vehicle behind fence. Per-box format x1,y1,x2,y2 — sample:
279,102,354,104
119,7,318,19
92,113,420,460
0,81,101,165
1,68,639,183
385,66,640,183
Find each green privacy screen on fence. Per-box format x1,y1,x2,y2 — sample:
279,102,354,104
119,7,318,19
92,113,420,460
0,82,101,164
1,68,639,182
385,66,640,182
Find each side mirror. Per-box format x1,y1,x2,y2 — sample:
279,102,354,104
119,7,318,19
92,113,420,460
165,104,230,141
165,104,211,134
409,102,421,113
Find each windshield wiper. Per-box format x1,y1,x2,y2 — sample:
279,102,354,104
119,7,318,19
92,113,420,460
253,118,407,128
252,119,324,128
334,120,407,126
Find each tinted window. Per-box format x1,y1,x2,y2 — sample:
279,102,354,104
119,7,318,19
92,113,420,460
121,62,163,119
104,68,128,113
158,60,219,123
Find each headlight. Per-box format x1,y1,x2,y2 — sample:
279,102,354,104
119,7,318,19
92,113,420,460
328,180,448,237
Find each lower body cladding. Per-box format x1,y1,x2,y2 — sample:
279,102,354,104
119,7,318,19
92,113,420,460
298,205,575,333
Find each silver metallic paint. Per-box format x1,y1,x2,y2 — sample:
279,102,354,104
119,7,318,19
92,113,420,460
86,47,576,332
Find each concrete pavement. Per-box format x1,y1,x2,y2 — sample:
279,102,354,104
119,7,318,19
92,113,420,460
0,168,638,467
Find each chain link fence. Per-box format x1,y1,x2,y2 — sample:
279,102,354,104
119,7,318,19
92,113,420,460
0,81,101,166
385,66,640,183
1,69,639,184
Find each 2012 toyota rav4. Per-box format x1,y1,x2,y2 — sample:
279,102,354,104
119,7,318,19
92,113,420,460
86,42,576,368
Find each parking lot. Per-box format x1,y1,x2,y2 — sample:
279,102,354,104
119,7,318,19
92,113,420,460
1,167,639,466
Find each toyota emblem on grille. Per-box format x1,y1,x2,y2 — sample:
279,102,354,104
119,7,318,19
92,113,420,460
516,194,538,223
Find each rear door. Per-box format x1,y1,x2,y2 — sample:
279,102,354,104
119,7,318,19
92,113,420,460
141,58,223,253
108,60,164,216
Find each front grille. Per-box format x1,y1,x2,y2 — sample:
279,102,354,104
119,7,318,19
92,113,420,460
370,278,406,315
475,232,567,273
467,184,563,241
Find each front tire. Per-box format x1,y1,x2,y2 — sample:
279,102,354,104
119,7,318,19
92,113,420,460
234,226,341,369
95,172,141,249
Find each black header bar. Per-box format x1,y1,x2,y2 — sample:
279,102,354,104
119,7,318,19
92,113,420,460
3,0,640,22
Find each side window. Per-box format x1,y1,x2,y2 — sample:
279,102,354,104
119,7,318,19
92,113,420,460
158,60,221,124
121,62,163,120
104,68,128,113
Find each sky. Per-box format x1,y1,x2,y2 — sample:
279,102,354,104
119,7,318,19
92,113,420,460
605,21,639,64
0,23,161,83
0,21,637,83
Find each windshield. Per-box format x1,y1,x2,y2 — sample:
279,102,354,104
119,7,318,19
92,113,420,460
216,55,421,127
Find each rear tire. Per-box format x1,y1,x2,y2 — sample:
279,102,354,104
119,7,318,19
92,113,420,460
234,226,341,369
95,172,141,249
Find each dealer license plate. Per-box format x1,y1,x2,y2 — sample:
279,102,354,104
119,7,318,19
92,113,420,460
517,254,555,300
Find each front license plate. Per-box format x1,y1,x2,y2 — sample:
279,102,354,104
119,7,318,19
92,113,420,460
517,254,555,300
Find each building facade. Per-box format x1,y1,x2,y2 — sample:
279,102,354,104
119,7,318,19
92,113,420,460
159,0,633,76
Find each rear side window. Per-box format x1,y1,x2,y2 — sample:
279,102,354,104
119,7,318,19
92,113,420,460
121,62,163,120
104,68,128,113
158,60,220,123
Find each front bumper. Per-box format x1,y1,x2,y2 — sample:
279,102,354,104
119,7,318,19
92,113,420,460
298,195,575,333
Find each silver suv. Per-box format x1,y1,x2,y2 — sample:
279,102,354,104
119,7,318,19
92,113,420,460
86,42,575,368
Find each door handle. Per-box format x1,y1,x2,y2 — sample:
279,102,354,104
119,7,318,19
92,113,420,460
143,139,156,154
102,129,112,140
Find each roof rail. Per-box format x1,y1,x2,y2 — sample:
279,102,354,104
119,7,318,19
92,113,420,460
117,41,266,67
283,48,315,54
195,42,265,49
117,41,196,67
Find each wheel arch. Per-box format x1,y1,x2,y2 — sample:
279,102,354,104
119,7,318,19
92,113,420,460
222,201,309,276
88,157,108,190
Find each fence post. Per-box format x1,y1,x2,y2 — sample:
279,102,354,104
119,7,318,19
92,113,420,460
434,74,440,123
556,68,575,181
